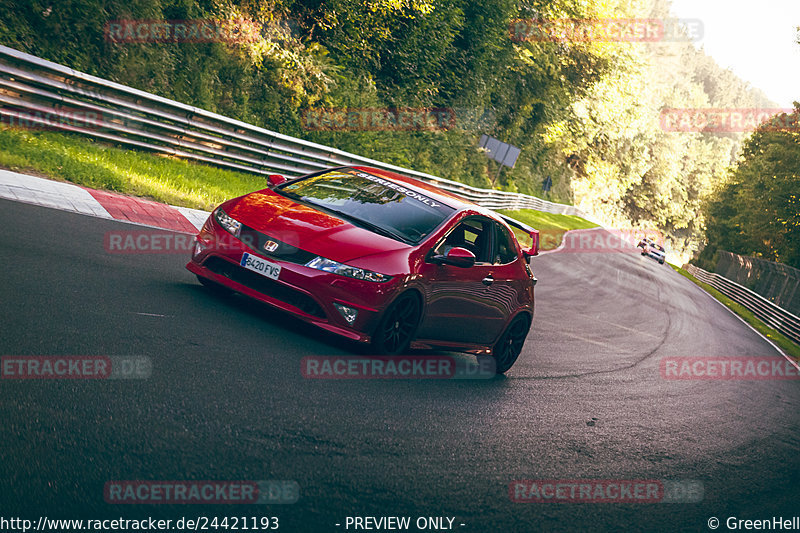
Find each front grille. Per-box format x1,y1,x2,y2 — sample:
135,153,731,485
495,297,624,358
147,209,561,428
203,257,326,319
238,225,317,265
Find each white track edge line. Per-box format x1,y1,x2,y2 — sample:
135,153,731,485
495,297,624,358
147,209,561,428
689,276,799,372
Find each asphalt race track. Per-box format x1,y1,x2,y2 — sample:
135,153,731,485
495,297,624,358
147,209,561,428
1,198,798,532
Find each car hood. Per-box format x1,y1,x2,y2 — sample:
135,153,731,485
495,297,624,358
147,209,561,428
225,190,410,263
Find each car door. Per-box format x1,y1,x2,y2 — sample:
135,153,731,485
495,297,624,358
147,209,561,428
487,220,532,327
416,216,509,346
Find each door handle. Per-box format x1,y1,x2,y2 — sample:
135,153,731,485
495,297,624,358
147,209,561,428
482,276,494,286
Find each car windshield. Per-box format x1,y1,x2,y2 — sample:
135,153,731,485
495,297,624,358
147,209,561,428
276,169,455,244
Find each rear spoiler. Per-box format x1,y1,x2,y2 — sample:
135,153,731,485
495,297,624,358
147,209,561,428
499,214,535,235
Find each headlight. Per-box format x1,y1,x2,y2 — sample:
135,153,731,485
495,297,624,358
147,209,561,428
214,208,241,236
305,256,392,283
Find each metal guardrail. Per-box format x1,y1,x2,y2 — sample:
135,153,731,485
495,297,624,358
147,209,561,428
685,264,800,345
0,44,597,221
715,250,800,316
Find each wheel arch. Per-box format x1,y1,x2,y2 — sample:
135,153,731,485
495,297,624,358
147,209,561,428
493,309,533,346
371,288,425,355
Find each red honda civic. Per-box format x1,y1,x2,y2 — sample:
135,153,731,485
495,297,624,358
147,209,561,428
186,166,539,373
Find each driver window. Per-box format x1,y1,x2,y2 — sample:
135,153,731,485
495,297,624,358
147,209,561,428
435,217,493,263
494,222,518,264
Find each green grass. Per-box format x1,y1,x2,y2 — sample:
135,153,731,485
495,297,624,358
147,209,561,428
672,265,800,360
497,208,599,250
0,125,269,211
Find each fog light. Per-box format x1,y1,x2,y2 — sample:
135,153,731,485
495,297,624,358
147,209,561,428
334,303,358,325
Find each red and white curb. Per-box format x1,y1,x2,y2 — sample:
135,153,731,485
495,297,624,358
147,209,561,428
0,169,208,232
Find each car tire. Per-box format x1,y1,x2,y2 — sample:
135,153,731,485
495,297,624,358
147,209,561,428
372,293,421,355
490,314,531,374
196,275,232,296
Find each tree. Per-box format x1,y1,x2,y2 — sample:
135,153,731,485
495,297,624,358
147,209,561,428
702,105,800,267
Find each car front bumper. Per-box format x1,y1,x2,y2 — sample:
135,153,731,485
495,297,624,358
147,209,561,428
186,217,404,344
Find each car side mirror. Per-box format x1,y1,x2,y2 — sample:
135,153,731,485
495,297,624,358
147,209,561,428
432,247,476,268
522,229,539,263
268,174,287,187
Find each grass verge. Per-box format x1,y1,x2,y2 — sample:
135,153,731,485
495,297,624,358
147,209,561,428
0,125,268,211
672,265,800,360
497,208,599,250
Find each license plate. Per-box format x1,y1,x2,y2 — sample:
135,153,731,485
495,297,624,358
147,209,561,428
240,253,281,281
